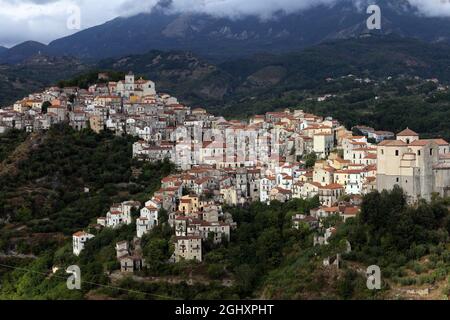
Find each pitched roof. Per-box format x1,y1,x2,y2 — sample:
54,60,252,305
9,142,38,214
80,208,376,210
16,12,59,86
378,140,408,147
409,140,430,147
275,187,292,194
343,207,360,215
73,231,85,237
432,138,449,146
320,183,345,190
397,128,419,137
418,139,450,146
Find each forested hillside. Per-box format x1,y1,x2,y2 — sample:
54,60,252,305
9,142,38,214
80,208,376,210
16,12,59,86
0,125,174,253
0,55,90,107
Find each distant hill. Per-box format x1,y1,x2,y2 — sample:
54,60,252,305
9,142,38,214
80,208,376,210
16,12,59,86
0,41,48,64
0,55,90,106
96,35,450,105
4,0,450,63
97,50,234,102
0,46,7,54
218,35,450,95
3,35,450,108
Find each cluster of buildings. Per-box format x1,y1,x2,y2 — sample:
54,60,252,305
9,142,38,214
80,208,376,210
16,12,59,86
0,72,175,135
97,201,141,229
130,107,384,208
1,87,71,133
136,179,235,263
72,200,141,258
5,72,446,266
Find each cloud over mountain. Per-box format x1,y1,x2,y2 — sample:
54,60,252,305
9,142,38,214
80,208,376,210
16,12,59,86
2,0,450,47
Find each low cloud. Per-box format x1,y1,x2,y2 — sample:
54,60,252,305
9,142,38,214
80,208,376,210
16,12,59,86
407,0,450,17
119,0,342,19
0,0,127,47
119,0,450,18
2,0,450,47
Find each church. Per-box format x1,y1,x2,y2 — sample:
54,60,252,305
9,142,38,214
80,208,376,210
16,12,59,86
116,71,156,98
377,128,450,203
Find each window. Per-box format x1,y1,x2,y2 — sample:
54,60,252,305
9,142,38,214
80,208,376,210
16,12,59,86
381,149,384,155
418,150,421,156
430,148,433,156
395,150,399,156
396,178,399,183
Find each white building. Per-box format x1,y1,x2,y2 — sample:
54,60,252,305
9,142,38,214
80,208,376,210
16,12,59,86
136,218,152,238
173,235,202,262
116,72,156,98
136,204,159,238
72,231,95,256
106,205,131,229
187,220,231,244
313,133,335,159
105,201,140,229
260,176,276,203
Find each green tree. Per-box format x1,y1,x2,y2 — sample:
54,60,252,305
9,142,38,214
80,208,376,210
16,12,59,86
143,238,170,274
41,101,51,114
304,152,317,168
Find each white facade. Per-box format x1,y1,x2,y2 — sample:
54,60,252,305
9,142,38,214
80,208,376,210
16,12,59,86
136,218,153,238
117,72,156,98
136,205,159,238
73,231,95,256
174,236,202,262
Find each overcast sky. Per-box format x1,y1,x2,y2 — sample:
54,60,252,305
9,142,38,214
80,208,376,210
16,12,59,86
1,0,450,48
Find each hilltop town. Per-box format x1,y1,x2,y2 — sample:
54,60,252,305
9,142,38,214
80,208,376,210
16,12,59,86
1,72,449,276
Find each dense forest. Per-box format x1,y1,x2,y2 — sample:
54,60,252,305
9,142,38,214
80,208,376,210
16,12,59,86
0,56,90,107
0,129,28,162
0,125,175,299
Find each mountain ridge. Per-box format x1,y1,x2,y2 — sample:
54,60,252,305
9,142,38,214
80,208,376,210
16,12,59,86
3,0,450,64
3,35,450,108
0,41,47,64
